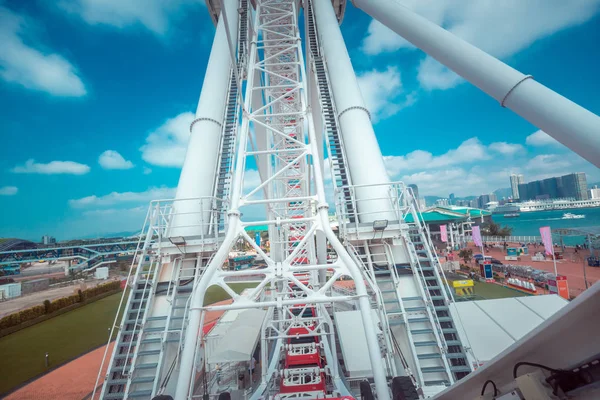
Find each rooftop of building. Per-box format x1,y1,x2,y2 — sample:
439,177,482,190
405,206,491,224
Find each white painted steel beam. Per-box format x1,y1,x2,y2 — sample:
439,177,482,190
171,0,239,237
312,0,396,223
353,0,600,168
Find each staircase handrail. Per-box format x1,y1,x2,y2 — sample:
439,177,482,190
93,204,158,399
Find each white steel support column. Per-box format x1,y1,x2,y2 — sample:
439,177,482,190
312,0,396,223
171,0,239,237
354,0,600,169
175,1,391,398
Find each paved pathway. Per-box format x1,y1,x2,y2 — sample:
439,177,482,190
0,279,108,318
6,299,233,399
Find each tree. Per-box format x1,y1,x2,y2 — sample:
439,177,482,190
458,248,473,264
482,221,513,237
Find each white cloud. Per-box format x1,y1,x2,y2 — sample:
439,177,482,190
356,66,416,121
98,150,134,170
11,159,90,175
59,0,203,36
489,142,524,155
361,20,414,55
143,167,152,175
69,186,175,208
0,6,87,96
140,112,194,167
384,138,490,175
381,134,600,197
362,0,600,90
82,206,146,217
525,154,572,172
417,57,463,91
0,186,18,196
525,130,564,147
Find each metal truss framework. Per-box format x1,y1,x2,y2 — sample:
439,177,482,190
174,1,390,399
0,240,138,268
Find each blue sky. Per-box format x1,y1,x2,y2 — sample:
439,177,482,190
1,0,599,241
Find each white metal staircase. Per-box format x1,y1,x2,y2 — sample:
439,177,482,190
213,0,248,229
100,255,161,399
404,195,472,386
306,0,356,222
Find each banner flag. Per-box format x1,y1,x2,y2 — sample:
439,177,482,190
440,225,448,242
472,226,482,247
540,226,554,256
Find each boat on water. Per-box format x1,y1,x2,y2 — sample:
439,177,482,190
562,212,585,219
504,212,520,218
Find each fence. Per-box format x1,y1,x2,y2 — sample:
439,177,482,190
466,235,543,244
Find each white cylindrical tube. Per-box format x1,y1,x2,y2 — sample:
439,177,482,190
312,0,396,223
171,0,239,237
354,0,600,168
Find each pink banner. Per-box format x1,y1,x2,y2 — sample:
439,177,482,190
472,226,482,247
540,226,554,256
440,225,448,242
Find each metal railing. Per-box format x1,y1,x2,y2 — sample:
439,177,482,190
143,197,228,243
335,181,412,237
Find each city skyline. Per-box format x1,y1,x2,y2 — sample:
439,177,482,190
1,1,599,240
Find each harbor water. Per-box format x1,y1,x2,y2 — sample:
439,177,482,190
492,207,600,245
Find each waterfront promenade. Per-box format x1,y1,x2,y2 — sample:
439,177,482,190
464,242,599,297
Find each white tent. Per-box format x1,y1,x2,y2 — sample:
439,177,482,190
206,308,267,364
334,310,388,378
450,294,569,366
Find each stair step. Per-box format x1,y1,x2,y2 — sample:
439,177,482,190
446,353,468,359
451,365,472,373
405,306,426,312
442,328,458,334
418,353,442,360
402,296,422,301
407,317,429,323
446,340,462,346
107,378,128,385
141,338,161,345
129,390,153,398
411,329,433,335
424,380,450,386
421,366,449,374
138,349,161,357
104,394,125,400
132,376,156,384
414,341,438,347
144,327,165,333
136,363,158,370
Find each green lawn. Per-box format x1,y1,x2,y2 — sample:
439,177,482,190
204,282,259,305
0,291,125,395
0,282,259,395
471,280,529,299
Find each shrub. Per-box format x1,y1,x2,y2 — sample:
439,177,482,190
43,300,51,314
0,280,121,331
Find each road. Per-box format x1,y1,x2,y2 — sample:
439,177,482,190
0,279,109,318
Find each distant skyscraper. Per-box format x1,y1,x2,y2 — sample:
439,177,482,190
448,193,455,205
408,184,420,202
517,172,588,201
510,174,524,199
436,198,449,207
41,235,56,245
589,186,600,199
561,172,588,200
